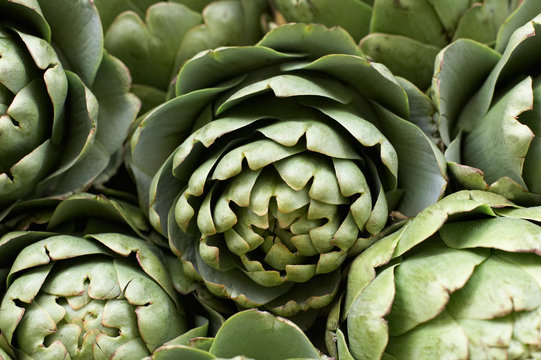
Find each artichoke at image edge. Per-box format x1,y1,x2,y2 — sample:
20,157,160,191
0,0,140,214
328,190,541,359
0,193,189,359
128,23,447,318
359,0,534,89
94,0,269,112
270,0,538,90
433,11,541,205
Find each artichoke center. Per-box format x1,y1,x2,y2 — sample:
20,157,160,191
16,258,137,358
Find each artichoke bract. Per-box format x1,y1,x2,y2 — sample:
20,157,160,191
433,12,541,205
95,0,269,112
147,309,326,360
94,0,214,31
128,23,447,316
0,0,140,213
0,193,188,359
332,190,541,359
269,0,373,42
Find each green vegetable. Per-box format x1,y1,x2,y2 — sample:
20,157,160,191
330,190,541,359
271,0,536,89
0,0,140,214
433,11,541,205
0,193,188,359
128,23,447,318
361,0,530,89
147,309,327,360
96,0,269,112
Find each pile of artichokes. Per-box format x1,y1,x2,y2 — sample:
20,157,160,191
1,0,540,359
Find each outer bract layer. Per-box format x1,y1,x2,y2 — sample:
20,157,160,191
146,309,326,360
129,23,447,317
0,0,140,213
359,0,532,89
271,0,537,89
433,13,541,205
333,190,541,360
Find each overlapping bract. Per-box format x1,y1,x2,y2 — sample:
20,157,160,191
128,23,447,317
146,309,326,359
3,1,541,359
271,0,537,89
0,193,188,359
330,190,541,359
95,0,269,112
359,0,531,89
433,13,541,205
269,0,372,42
0,0,140,214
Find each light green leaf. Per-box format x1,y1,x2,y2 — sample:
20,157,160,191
463,77,534,186
209,310,321,360
347,266,396,360
370,0,447,47
361,33,439,89
38,0,103,85
432,39,501,144
104,3,202,91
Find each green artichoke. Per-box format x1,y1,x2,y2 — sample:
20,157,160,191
0,0,140,214
433,12,541,205
329,190,541,359
359,0,533,89
271,0,536,89
128,23,447,317
147,309,327,359
95,0,269,112
0,193,188,359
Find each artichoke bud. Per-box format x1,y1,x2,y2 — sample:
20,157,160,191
340,190,541,359
0,193,188,359
0,0,140,210
131,23,447,317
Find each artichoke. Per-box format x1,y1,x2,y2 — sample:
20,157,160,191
95,0,269,112
147,309,327,359
329,190,541,359
359,0,533,89
433,11,541,205
0,193,189,359
271,0,536,89
0,0,140,214
128,23,447,317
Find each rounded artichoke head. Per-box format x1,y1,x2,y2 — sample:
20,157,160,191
0,233,188,359
129,23,447,317
433,11,541,205
0,0,140,211
340,190,541,359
